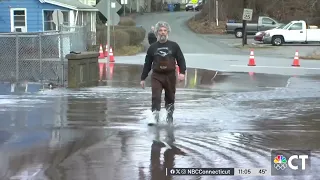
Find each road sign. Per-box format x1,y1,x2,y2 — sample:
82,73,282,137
121,0,128,4
52,9,64,25
111,2,116,8
109,12,120,25
96,0,121,19
111,0,121,12
96,0,109,19
191,0,198,4
109,0,121,25
242,8,253,21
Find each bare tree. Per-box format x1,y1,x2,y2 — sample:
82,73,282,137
201,0,320,23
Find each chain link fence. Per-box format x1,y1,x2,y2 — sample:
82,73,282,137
0,25,95,87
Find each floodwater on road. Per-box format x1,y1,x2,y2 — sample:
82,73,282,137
0,63,319,180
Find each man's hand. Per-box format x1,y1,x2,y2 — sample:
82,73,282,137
140,80,145,89
178,73,185,81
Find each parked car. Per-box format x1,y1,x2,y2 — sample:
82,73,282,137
185,0,203,11
263,20,320,46
225,16,283,38
254,24,286,42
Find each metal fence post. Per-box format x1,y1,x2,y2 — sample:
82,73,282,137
39,33,43,84
59,25,64,86
15,34,19,82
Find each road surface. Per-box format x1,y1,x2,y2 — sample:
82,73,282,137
136,11,320,58
136,11,242,54
0,63,319,180
125,12,320,76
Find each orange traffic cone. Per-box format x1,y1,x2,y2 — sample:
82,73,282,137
109,62,114,80
292,50,300,67
248,49,256,66
109,47,114,62
249,72,255,80
104,44,109,57
98,44,104,59
99,63,105,80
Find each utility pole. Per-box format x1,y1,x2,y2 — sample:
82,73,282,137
147,0,151,12
107,0,110,63
208,0,211,22
242,0,248,46
215,0,218,26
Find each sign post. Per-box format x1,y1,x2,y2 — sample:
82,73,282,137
191,0,198,20
52,9,65,85
121,0,128,16
96,0,121,63
242,6,252,46
215,0,218,26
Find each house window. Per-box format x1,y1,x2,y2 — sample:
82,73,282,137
43,10,69,31
10,8,27,32
62,12,69,25
83,12,89,26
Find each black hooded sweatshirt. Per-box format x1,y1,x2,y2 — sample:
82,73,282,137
141,40,186,81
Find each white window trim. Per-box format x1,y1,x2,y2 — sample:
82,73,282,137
42,9,70,31
10,8,27,32
90,12,93,31
82,12,84,26
42,0,77,10
76,11,83,26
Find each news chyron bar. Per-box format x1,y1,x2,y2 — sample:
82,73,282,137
166,168,272,176
167,168,234,176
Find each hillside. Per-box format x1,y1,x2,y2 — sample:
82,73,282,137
188,0,320,34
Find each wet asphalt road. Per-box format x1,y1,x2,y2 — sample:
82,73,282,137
0,63,320,180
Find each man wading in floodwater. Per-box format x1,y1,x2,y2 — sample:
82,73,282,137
140,21,186,126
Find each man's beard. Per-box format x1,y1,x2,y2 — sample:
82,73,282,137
158,34,168,42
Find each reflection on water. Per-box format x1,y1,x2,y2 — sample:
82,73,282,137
0,63,319,180
67,97,108,126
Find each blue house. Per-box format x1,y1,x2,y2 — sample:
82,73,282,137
0,0,98,33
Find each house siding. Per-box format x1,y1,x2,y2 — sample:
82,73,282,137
0,0,69,33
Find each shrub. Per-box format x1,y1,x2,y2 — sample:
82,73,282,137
96,26,130,49
113,25,132,30
121,27,146,45
95,24,146,48
114,44,144,56
118,17,136,26
110,29,130,49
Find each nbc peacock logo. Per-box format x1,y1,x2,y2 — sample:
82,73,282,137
274,155,288,170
